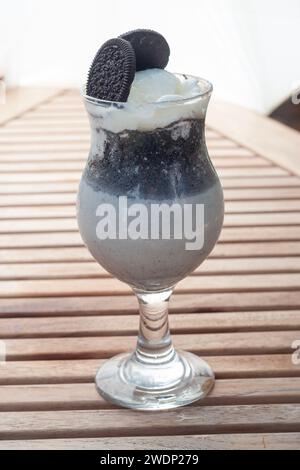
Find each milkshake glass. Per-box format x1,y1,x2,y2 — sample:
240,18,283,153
77,74,224,410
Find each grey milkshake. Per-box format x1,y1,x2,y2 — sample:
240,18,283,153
77,71,224,291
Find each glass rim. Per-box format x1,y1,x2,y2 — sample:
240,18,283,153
81,73,213,108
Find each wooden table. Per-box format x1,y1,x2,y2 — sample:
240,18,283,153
0,88,300,450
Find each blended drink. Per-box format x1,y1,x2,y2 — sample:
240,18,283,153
76,29,225,410
77,71,224,290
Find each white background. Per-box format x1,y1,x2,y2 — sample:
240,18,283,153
0,0,300,113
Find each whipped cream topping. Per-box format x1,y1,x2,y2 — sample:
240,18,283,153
85,71,212,133
127,69,201,104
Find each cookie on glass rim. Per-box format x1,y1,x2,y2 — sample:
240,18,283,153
86,38,136,102
119,29,170,71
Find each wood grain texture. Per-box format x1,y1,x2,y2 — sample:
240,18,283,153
0,378,299,411
1,88,300,450
0,88,62,126
1,257,299,280
0,309,299,338
207,99,300,176
2,330,299,360
0,433,298,450
1,226,300,249
1,291,300,317
2,242,300,263
0,273,299,297
0,355,299,386
0,405,299,439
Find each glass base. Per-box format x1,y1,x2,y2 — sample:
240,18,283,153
95,349,215,410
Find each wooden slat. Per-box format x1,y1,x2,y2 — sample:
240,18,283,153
224,213,300,226
2,203,300,220
0,134,89,144
1,257,300,280
0,194,76,206
20,113,87,121
0,88,61,126
220,226,300,242
0,218,76,231
209,148,256,157
0,143,89,153
0,153,86,163
6,119,88,128
3,330,299,360
0,310,299,338
0,203,77,218
0,378,299,411
207,99,300,176
1,242,300,264
32,103,85,111
220,176,300,188
2,214,300,232
226,200,300,212
0,247,92,263
224,187,300,200
0,172,81,183
1,226,300,249
1,213,300,232
1,291,299,317
0,355,299,385
0,405,299,439
0,182,78,194
0,273,299,298
0,433,297,450
219,167,289,176
0,161,84,172
212,241,300,257
0,127,89,136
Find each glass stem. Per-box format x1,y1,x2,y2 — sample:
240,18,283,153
134,287,176,365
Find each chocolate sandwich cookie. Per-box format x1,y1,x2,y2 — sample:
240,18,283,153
119,29,170,71
86,38,136,101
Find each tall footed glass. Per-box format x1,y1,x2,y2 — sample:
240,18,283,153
77,75,224,410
